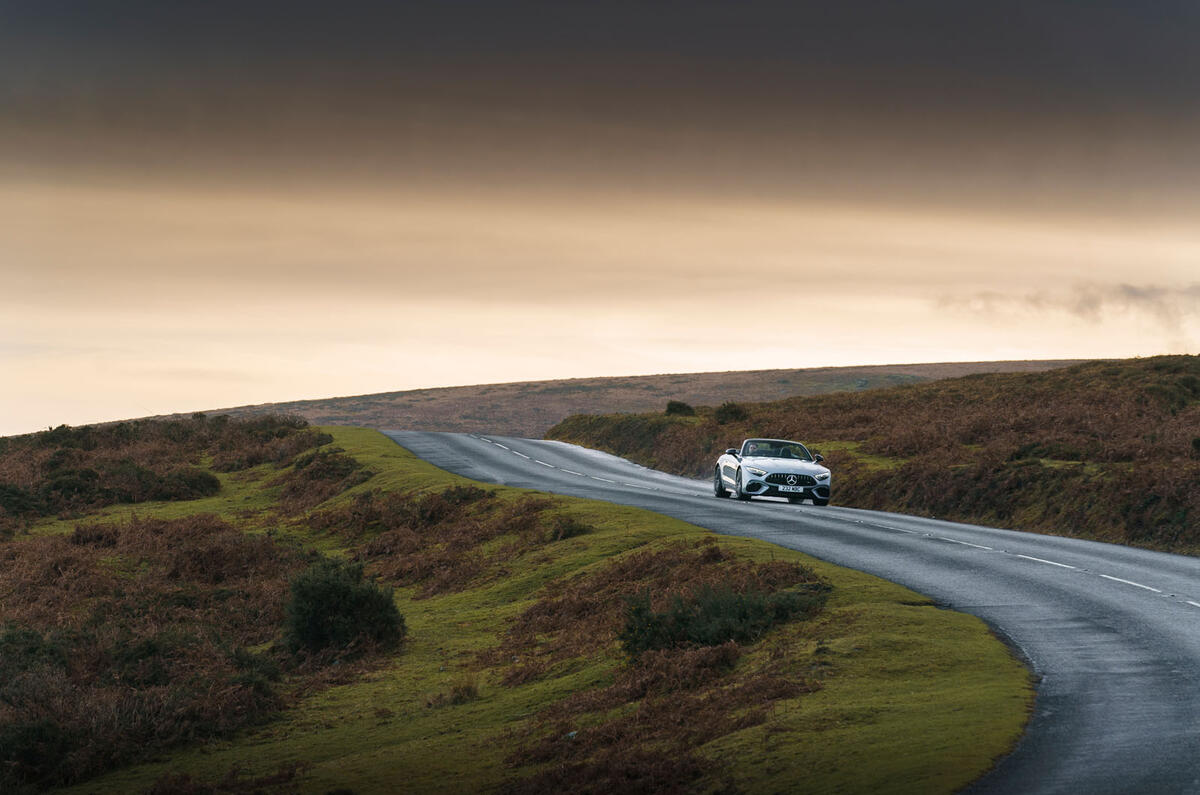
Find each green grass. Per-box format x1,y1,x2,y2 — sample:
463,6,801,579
53,427,1031,794
29,469,274,535
810,439,908,471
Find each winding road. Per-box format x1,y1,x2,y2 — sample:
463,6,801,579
386,431,1200,794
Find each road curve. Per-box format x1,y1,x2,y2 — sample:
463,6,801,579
385,431,1200,794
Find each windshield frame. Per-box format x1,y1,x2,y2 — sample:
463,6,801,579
739,438,814,462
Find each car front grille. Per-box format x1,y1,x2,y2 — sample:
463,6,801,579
765,473,816,487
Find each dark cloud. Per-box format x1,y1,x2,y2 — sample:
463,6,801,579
4,1,1199,125
2,1,1198,214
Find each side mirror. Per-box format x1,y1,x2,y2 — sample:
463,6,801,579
814,454,824,463
725,448,739,456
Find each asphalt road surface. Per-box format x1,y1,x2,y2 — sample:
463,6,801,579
385,431,1200,794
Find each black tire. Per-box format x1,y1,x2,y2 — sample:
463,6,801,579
787,495,804,504
735,469,752,501
812,498,830,506
713,467,730,498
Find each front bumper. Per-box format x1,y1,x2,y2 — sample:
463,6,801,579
742,476,831,501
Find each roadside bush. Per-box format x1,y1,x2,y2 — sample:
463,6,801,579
292,449,361,481
0,720,78,790
0,625,69,679
0,483,42,516
156,468,221,500
714,402,749,424
284,558,405,655
278,450,373,513
546,515,593,543
619,585,826,658
665,400,695,417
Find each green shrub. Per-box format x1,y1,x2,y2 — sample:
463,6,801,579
292,449,362,481
714,402,749,424
156,468,221,500
665,400,695,417
284,558,405,655
0,625,69,679
0,483,42,516
0,720,78,790
546,515,593,542
619,585,827,658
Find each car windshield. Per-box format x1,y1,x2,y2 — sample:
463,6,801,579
741,439,813,461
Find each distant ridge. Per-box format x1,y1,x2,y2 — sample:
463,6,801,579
187,360,1085,438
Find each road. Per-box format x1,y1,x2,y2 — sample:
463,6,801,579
385,431,1200,794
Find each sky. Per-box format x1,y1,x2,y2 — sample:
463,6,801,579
2,1,1199,435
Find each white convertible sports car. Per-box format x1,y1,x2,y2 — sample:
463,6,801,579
714,438,831,505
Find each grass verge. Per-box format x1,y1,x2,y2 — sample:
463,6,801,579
31,427,1031,794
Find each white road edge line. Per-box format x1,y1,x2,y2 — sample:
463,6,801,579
534,460,555,468
1098,574,1162,593
1016,554,1077,569
512,451,531,459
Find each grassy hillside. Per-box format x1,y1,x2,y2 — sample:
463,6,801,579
185,360,1083,438
549,356,1200,552
0,419,1030,793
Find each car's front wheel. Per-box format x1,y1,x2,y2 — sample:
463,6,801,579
713,467,730,498
735,469,752,501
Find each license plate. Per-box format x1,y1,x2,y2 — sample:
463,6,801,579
778,485,805,493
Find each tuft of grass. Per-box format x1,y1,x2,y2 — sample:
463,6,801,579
425,676,481,709
619,584,827,658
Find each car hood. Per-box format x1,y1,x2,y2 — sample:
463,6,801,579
740,456,829,476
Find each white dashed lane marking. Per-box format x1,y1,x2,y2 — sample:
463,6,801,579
1016,554,1077,570
534,460,555,468
512,451,530,460
939,537,995,550
561,469,585,476
1099,574,1163,593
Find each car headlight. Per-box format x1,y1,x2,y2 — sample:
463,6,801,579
745,466,767,477
816,472,830,481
